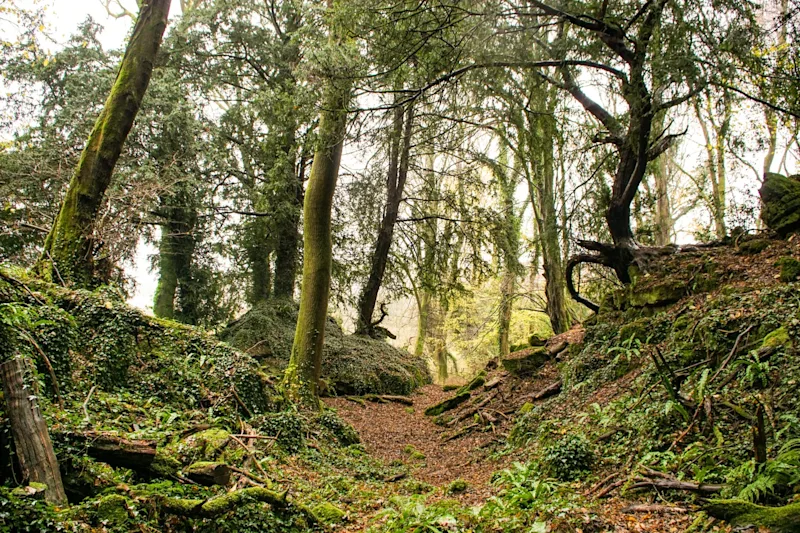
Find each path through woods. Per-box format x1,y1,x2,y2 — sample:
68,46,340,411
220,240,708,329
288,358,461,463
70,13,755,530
326,364,709,532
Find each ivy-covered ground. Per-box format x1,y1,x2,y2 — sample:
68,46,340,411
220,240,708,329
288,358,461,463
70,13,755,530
2,234,800,532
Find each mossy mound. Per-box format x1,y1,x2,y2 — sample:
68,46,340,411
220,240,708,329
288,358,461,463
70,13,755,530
761,172,800,236
0,269,279,423
221,301,431,395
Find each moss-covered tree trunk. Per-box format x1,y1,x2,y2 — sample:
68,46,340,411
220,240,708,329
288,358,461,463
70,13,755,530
357,101,414,334
246,215,273,304
37,0,172,287
282,75,351,407
495,147,520,355
153,186,198,322
0,356,67,505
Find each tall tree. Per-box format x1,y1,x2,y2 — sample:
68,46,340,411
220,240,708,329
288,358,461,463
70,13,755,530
282,1,354,406
356,100,414,335
36,0,172,287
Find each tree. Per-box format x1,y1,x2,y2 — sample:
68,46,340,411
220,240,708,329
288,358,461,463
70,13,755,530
36,0,172,287
282,1,355,406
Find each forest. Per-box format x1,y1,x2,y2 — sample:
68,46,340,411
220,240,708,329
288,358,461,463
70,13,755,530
0,0,799,531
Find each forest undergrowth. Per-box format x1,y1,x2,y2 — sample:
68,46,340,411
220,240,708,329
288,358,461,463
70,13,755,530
2,235,800,532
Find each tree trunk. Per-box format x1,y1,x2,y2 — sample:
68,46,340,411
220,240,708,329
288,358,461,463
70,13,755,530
246,216,272,304
414,290,430,357
37,0,172,287
153,186,198,322
357,102,414,334
653,153,673,246
282,73,351,407
273,177,301,300
0,356,67,505
498,270,513,356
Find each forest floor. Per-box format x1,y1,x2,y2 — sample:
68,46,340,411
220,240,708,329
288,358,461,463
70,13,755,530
327,366,707,533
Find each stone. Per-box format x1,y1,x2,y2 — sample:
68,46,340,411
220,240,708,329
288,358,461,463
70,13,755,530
184,462,232,486
760,173,800,236
736,238,771,255
528,334,548,347
627,279,686,308
777,257,800,282
501,347,549,377
311,502,346,524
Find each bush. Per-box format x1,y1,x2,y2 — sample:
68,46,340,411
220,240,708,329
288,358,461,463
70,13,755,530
542,434,594,481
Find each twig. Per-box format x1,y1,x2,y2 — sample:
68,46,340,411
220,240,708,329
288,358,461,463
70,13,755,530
231,387,253,418
44,250,66,287
584,472,617,496
83,385,97,423
621,504,689,514
710,325,754,383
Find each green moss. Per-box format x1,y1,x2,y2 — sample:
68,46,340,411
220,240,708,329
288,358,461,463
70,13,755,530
403,445,425,461
705,499,800,532
455,371,486,395
777,256,800,282
95,494,130,526
447,479,468,494
762,326,790,349
627,279,687,307
736,239,771,255
311,501,345,524
760,173,800,236
518,402,535,414
424,392,470,416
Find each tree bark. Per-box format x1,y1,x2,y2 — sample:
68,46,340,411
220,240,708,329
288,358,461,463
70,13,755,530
37,0,172,287
246,216,273,304
282,71,351,407
357,102,414,334
0,356,67,505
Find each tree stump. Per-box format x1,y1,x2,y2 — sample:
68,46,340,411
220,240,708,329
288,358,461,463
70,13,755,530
0,356,66,504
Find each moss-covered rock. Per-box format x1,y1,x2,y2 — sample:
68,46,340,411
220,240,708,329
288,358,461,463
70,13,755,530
455,371,486,395
762,326,791,349
311,502,346,524
501,347,548,376
705,499,800,532
447,479,468,494
627,279,687,308
221,301,431,395
736,238,771,255
760,173,800,236
777,256,800,282
94,494,130,527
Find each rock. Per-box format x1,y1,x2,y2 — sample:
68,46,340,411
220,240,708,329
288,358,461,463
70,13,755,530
184,462,232,486
185,428,231,460
11,483,47,500
760,173,800,236
501,347,548,377
736,238,771,255
311,502,346,524
529,334,548,347
424,392,470,416
762,327,790,349
95,494,130,527
627,279,686,308
447,479,468,494
777,256,800,282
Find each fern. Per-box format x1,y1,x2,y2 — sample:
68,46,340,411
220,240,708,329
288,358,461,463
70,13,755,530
738,439,800,502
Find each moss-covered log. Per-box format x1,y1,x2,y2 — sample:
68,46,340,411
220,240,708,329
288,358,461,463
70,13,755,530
705,499,800,532
37,0,172,287
157,487,317,523
424,392,470,416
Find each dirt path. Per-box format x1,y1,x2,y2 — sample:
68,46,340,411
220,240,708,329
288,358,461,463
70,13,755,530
326,384,516,503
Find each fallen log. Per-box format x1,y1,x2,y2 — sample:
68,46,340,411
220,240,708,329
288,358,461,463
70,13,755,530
425,392,470,416
65,431,158,472
522,381,562,402
364,394,413,406
630,479,725,493
621,504,689,514
705,499,800,533
184,462,231,487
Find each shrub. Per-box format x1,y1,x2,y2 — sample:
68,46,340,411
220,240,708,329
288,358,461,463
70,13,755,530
542,434,594,481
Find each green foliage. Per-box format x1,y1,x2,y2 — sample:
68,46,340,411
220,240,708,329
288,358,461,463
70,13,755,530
369,496,461,533
316,409,360,446
542,434,595,481
735,439,800,502
254,411,307,453
0,486,61,533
